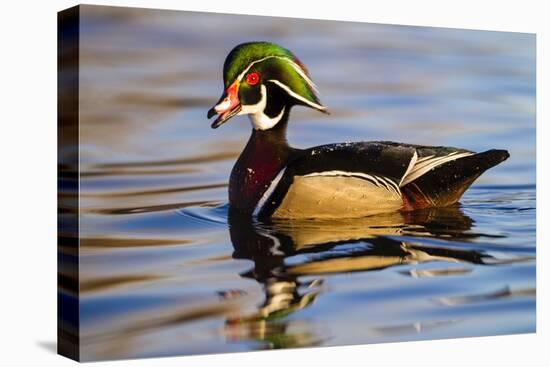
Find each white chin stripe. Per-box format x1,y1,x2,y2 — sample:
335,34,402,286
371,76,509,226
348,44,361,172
249,107,285,130
239,84,285,130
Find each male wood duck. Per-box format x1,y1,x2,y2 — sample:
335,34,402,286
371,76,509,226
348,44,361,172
207,42,509,219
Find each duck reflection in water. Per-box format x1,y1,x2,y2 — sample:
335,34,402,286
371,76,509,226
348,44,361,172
221,205,491,348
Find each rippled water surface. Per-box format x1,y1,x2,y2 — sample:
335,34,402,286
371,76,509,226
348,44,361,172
63,5,535,361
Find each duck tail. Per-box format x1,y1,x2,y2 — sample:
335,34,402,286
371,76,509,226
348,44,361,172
401,149,510,209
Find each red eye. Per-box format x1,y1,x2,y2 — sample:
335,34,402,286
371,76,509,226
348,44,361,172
246,72,259,85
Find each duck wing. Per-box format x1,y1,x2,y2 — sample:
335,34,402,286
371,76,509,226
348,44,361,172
399,147,509,208
255,141,509,218
370,141,509,208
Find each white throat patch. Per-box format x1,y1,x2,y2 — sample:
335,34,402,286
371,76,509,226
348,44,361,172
239,84,286,130
249,107,286,131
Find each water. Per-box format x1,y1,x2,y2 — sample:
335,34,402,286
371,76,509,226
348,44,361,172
63,5,535,361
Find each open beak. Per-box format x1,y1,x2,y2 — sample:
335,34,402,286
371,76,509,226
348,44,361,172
207,81,241,129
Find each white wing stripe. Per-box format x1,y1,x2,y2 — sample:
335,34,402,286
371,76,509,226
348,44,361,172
400,151,474,186
399,151,418,186
415,154,435,164
380,176,402,195
371,174,400,195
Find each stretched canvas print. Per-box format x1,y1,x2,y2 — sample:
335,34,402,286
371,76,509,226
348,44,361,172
58,4,536,362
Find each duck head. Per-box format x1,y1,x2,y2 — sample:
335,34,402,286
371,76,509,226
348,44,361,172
207,42,328,130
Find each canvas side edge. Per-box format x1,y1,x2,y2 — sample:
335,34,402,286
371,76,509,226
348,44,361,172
57,5,80,362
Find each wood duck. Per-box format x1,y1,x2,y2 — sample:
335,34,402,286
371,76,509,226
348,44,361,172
207,42,510,219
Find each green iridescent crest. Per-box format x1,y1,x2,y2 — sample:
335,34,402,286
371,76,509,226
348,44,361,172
223,42,293,85
222,42,326,111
